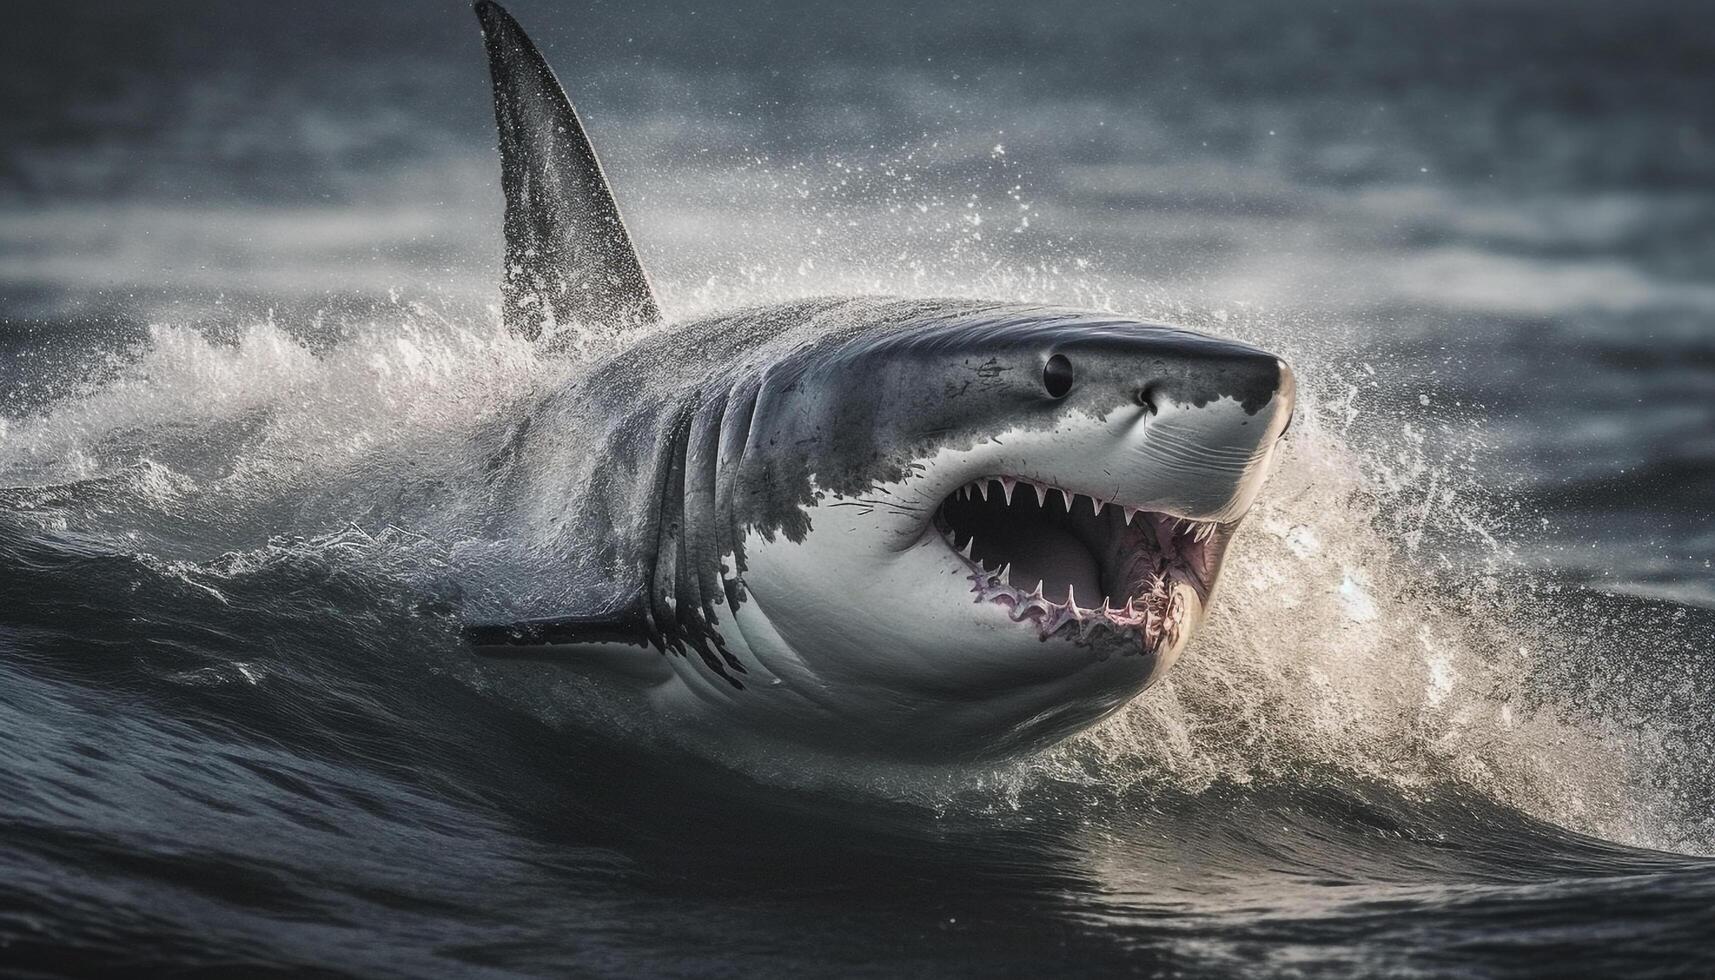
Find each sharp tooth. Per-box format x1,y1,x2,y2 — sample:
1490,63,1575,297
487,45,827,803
1055,487,1071,511
1000,478,1016,504
1066,584,1077,610
1033,483,1048,507
997,563,1011,585
975,480,988,501
1101,596,1114,614
1090,497,1105,517
1123,506,1137,526
1033,580,1044,598
961,537,976,559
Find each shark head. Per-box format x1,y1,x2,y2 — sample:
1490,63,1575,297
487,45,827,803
464,3,1295,762
709,304,1294,759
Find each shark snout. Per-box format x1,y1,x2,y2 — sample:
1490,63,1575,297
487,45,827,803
1130,393,1291,523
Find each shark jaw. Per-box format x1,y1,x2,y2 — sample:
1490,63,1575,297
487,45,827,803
932,476,1226,658
633,391,1291,761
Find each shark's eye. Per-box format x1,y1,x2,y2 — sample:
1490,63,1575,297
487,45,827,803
1042,354,1074,398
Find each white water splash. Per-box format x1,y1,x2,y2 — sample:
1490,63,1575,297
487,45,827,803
0,144,1704,857
1059,379,1698,854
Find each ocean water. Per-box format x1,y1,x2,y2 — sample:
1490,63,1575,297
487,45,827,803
2,0,1714,976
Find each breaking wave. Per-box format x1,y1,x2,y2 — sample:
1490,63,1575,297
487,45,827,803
2,283,1709,857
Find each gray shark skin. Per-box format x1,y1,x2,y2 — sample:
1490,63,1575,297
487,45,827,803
464,3,1295,761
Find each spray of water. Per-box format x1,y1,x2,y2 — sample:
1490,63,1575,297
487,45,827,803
0,145,1704,856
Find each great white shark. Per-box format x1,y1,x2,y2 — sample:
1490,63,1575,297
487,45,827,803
463,1,1296,761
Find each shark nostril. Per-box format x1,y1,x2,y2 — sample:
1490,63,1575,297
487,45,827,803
1135,386,1158,415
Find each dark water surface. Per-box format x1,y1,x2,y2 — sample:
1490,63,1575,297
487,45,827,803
3,1,1714,976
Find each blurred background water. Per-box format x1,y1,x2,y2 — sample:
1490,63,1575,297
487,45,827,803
2,1,1713,976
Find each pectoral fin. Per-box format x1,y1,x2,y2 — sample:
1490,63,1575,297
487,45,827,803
464,605,652,651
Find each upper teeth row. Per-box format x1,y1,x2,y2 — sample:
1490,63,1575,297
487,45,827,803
953,477,1146,523
953,478,1217,541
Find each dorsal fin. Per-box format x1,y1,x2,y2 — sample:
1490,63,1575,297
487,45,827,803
475,1,660,341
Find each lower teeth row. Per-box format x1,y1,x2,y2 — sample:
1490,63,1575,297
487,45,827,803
966,567,1187,646
964,562,1175,622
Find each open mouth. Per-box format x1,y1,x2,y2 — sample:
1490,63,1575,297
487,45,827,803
932,478,1226,654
